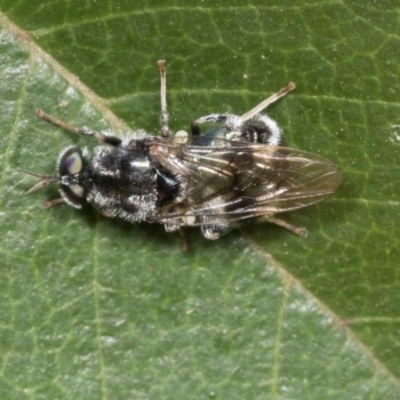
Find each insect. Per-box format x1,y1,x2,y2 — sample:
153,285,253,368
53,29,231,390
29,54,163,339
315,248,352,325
23,60,341,245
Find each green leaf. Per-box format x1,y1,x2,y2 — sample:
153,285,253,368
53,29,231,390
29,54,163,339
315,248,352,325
0,1,400,398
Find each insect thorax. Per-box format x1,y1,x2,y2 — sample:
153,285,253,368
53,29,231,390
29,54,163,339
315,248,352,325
85,141,176,223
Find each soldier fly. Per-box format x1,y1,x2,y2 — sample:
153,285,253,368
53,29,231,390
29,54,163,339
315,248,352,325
23,61,341,245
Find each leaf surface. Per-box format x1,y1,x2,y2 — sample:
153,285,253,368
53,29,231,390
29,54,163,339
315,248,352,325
0,1,399,398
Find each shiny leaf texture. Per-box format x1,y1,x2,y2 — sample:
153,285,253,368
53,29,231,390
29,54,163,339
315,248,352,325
0,1,399,399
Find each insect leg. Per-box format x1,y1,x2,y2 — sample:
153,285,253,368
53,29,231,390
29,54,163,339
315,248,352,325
44,198,66,209
265,216,306,236
178,228,189,252
157,60,170,138
240,82,296,122
35,109,122,146
190,82,295,136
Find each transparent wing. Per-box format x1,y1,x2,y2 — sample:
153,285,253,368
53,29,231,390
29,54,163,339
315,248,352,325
145,137,342,226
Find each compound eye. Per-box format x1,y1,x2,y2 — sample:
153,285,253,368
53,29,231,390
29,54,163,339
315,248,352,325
58,147,86,208
59,147,83,176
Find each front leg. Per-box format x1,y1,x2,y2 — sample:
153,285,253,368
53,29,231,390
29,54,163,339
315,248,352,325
35,109,123,146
